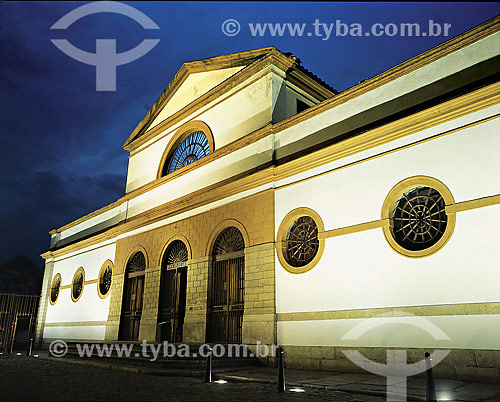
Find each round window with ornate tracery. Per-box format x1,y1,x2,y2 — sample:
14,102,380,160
72,267,85,302
285,216,319,267
98,261,113,298
50,273,61,305
382,176,456,258
392,186,447,251
276,208,325,274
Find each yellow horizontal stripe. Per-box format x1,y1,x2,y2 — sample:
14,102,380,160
44,321,108,328
277,302,500,322
320,194,500,240
319,219,389,239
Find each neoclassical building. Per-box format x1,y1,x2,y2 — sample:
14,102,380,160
38,17,500,381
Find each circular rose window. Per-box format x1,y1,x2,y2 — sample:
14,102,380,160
392,186,447,251
382,176,456,258
277,208,325,274
98,262,113,298
72,268,85,302
50,274,61,305
285,216,320,267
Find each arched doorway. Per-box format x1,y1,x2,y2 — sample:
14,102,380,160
157,240,188,342
207,226,245,343
119,251,146,341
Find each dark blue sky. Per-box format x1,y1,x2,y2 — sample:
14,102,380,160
1,1,499,270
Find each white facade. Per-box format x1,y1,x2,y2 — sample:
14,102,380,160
38,19,500,381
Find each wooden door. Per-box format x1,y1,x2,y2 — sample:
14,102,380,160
158,240,188,342
119,252,146,341
207,227,245,343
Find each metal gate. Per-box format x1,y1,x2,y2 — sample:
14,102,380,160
158,240,188,342
0,293,39,352
158,268,187,342
207,227,245,343
119,252,146,341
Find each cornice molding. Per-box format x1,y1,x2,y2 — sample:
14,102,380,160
43,82,500,259
123,47,295,151
273,15,500,133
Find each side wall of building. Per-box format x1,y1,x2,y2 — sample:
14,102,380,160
42,243,116,341
274,100,500,381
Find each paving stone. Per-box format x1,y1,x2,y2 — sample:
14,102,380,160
0,355,384,402
1,354,499,401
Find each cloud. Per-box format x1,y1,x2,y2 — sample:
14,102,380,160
0,170,125,267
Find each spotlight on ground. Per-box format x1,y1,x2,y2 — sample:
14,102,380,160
289,388,305,393
214,380,227,384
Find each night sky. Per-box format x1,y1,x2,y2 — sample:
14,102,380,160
1,1,499,272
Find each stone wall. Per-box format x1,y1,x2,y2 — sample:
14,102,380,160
35,260,54,346
280,346,500,383
105,189,275,344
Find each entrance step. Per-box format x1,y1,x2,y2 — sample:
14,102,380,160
43,341,264,374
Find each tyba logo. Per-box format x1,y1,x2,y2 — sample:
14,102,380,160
50,1,160,91
341,312,450,402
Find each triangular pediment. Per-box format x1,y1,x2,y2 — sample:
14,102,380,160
123,47,279,150
147,66,245,130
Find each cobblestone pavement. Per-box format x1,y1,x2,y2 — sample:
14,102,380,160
0,355,384,401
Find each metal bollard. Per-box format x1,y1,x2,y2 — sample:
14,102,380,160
27,338,33,356
9,324,14,354
204,347,212,383
277,346,285,393
425,352,437,402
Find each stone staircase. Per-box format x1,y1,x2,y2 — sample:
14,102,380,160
45,341,264,376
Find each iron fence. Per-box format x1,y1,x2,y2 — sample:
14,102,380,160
0,293,39,352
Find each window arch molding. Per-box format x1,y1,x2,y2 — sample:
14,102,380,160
157,121,215,179
158,235,192,266
118,246,150,275
205,219,250,257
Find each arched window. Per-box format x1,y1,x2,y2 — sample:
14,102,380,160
213,227,245,256
158,121,214,178
163,131,210,175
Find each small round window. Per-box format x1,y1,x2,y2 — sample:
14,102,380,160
72,267,85,302
285,216,319,267
392,186,447,251
98,261,113,299
277,208,325,274
382,176,456,258
50,273,61,305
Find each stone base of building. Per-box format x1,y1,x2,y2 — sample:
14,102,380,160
277,346,500,384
